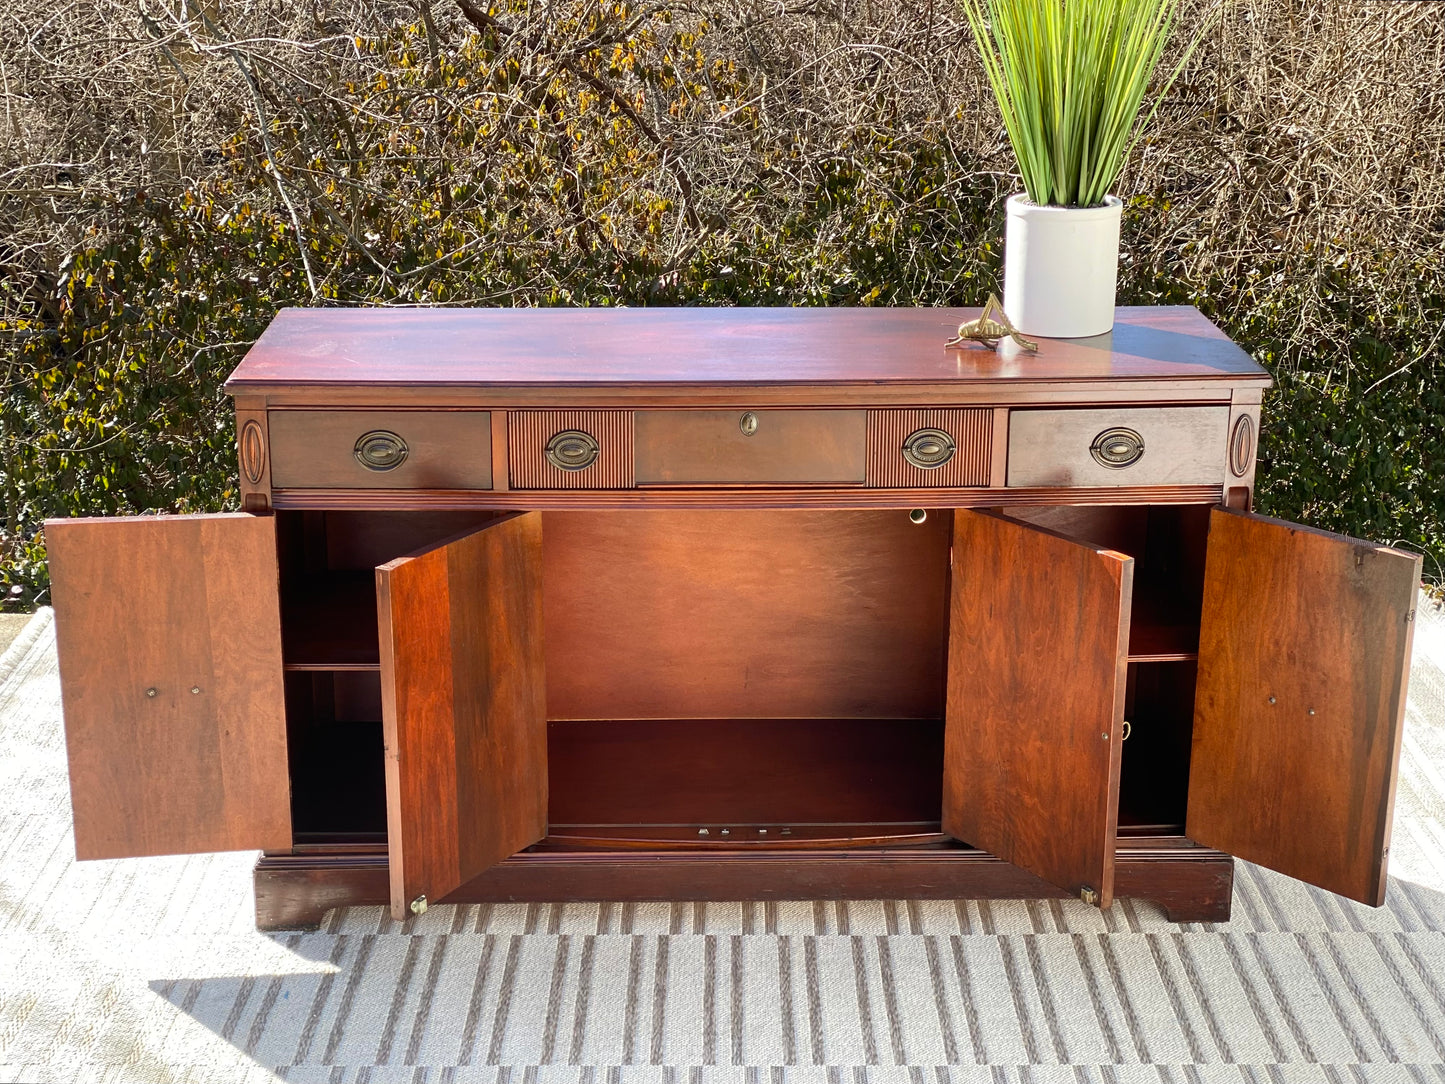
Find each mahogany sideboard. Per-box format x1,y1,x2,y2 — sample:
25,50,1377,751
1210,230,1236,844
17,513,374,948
45,306,1422,929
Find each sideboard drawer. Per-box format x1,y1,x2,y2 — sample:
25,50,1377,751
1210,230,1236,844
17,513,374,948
1006,406,1230,488
635,409,867,485
269,410,492,489
509,410,635,490
865,408,993,488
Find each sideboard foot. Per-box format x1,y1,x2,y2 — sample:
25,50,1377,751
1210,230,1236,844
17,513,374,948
1120,852,1234,925
255,851,389,931
1158,888,1235,925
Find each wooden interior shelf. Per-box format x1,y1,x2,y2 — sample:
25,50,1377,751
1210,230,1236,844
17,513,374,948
285,706,1200,849
1127,594,1202,662
281,572,380,671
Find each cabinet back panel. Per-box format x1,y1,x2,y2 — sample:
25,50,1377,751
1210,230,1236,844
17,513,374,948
543,509,951,720
548,718,943,826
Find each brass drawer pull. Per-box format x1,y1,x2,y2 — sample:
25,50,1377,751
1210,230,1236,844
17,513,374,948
901,428,956,469
353,430,409,472
545,429,600,471
1090,427,1145,469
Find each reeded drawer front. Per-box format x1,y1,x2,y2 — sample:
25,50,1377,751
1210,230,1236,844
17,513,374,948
1006,406,1229,488
866,408,993,488
268,410,492,489
635,409,866,485
509,410,635,489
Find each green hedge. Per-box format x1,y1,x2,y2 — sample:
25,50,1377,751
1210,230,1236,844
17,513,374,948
2,11,1440,607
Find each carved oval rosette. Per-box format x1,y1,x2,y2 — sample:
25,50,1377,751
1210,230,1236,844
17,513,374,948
240,419,267,485
1229,413,1255,478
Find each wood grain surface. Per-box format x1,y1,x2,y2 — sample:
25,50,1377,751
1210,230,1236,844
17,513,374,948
1006,406,1230,488
508,410,635,489
943,509,1132,907
376,512,548,919
634,409,866,484
864,408,993,488
226,306,1269,390
242,382,1252,410
1186,508,1421,905
268,483,1228,513
269,410,492,489
547,717,943,828
542,509,952,720
252,835,1236,929
45,514,292,859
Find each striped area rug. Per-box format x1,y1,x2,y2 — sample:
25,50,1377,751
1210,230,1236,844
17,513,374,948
2,605,1445,1083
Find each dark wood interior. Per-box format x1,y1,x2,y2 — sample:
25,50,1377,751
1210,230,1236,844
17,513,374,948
1004,504,1209,661
944,509,1131,908
278,505,1206,853
1118,662,1196,830
284,673,387,842
1186,508,1421,905
547,717,945,844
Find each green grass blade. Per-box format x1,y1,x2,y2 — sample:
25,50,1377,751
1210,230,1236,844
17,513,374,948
959,0,1206,207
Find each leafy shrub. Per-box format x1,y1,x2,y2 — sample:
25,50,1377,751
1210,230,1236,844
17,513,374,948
2,1,1441,607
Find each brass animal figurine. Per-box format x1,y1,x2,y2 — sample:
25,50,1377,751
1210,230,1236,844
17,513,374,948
946,294,1039,352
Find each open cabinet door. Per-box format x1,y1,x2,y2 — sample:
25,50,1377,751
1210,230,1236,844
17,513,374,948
46,514,291,859
376,511,547,920
1187,508,1421,905
944,509,1133,907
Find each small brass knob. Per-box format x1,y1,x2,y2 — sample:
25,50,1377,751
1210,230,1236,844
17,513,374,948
739,411,759,436
544,430,600,471
354,430,409,472
1090,427,1145,469
902,428,956,469
909,508,928,525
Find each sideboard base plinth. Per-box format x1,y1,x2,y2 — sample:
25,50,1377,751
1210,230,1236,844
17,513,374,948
254,839,1234,930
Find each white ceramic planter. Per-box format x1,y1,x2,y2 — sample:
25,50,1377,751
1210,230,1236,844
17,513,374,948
1002,194,1123,339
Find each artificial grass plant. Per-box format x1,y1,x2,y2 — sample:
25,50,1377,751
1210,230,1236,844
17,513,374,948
959,0,1210,207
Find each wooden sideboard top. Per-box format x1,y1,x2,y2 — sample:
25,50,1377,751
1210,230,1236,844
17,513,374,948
225,305,1270,393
